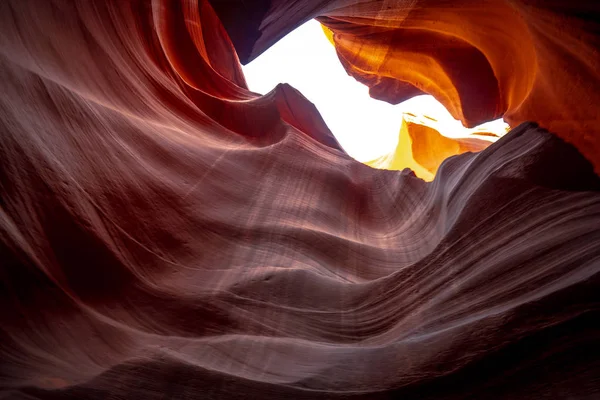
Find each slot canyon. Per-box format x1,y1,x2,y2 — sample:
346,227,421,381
1,0,599,398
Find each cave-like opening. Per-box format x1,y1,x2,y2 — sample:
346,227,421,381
242,20,509,180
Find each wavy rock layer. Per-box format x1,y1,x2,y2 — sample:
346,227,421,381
1,0,599,399
210,0,600,173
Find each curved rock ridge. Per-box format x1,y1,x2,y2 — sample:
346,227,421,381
1,0,599,399
209,0,600,173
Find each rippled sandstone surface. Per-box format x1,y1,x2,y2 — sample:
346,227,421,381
1,1,599,399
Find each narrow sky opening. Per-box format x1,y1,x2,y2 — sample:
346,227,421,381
242,20,509,162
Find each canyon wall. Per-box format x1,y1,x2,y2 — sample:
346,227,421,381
1,0,599,398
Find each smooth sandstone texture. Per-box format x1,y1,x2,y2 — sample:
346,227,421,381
1,0,599,399
210,0,600,173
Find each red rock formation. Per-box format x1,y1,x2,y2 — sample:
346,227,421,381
210,0,600,173
0,0,599,399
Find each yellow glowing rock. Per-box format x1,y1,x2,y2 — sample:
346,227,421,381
366,114,491,180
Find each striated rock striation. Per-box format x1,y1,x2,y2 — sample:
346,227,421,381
0,0,599,398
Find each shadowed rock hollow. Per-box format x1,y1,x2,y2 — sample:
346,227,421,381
0,0,599,399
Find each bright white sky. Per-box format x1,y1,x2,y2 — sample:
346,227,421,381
242,20,508,162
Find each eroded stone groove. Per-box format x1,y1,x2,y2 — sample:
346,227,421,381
0,1,599,398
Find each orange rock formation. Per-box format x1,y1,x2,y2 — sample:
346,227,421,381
366,113,493,180
1,1,599,399
210,0,600,172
